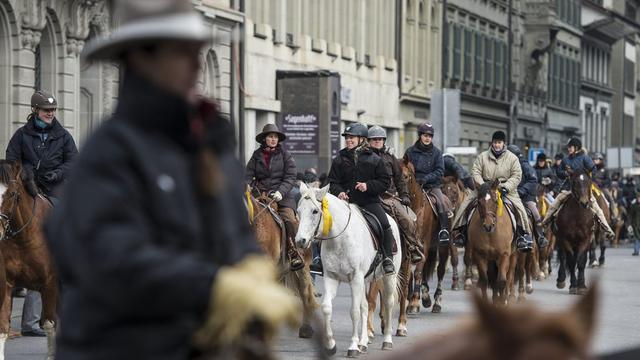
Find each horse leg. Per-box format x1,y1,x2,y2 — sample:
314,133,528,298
463,247,474,290
0,284,10,360
359,281,372,354
381,273,396,350
475,258,489,301
292,267,317,339
421,249,436,309
577,250,589,295
40,283,58,360
321,277,339,355
347,276,365,357
526,253,535,294
396,258,410,337
407,261,423,314
567,249,578,295
599,241,606,267
556,245,567,289
366,280,380,339
432,244,449,313
589,239,599,268
450,244,460,290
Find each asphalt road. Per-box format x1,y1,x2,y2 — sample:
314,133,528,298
6,246,640,359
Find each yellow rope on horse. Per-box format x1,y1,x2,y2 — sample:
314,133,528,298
496,190,504,217
539,195,547,217
245,189,254,223
321,197,333,237
591,183,602,198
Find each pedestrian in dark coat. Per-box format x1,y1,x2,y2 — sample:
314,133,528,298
44,1,298,359
6,91,78,197
327,123,395,274
245,123,304,271
443,153,474,189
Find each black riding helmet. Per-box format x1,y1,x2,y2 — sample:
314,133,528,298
567,137,582,149
417,122,435,136
342,123,368,137
507,144,522,157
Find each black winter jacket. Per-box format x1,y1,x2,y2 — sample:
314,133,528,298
534,163,556,188
404,141,444,189
592,165,611,189
328,145,390,206
6,117,77,196
44,72,259,360
373,147,410,200
517,156,538,202
245,144,297,209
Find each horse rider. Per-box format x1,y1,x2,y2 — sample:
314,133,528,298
592,152,619,224
443,153,475,190
5,90,78,338
367,125,424,264
540,138,615,240
245,123,304,271
327,123,395,274
552,153,566,194
534,153,557,192
622,175,637,209
6,90,78,199
44,1,298,358
404,122,452,244
451,130,534,252
507,145,549,249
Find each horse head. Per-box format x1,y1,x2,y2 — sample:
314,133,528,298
442,176,462,210
0,160,36,241
476,180,501,233
295,182,330,250
569,171,592,209
400,156,422,207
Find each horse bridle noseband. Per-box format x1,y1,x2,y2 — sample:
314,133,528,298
0,186,37,241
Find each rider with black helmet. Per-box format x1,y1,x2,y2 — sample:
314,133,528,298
327,123,395,274
6,91,78,198
404,122,452,244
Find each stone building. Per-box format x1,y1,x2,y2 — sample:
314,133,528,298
0,0,241,152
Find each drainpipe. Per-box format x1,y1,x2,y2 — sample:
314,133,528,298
507,0,515,144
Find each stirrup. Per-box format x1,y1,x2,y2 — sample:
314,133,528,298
409,247,424,264
516,234,533,253
438,229,450,244
382,258,395,275
290,257,304,271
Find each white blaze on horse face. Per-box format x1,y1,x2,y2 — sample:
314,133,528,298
579,174,584,181
484,193,491,201
0,184,6,209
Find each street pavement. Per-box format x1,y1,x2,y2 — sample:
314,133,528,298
6,246,640,359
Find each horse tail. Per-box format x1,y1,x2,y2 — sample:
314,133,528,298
423,247,438,282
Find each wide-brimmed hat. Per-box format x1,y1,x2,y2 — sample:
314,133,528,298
83,0,213,61
256,124,286,143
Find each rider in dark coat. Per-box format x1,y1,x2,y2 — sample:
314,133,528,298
534,153,556,192
327,123,395,274
6,91,78,197
245,123,304,271
591,152,618,223
404,122,452,243
508,145,549,248
551,153,566,194
444,153,475,190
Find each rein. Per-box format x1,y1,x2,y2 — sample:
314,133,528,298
0,190,38,241
311,197,352,241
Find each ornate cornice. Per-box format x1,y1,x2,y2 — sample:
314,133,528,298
19,0,47,51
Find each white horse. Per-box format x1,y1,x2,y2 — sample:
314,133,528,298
295,183,401,357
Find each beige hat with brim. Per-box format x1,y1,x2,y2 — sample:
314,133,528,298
83,0,213,62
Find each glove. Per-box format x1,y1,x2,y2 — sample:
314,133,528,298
43,171,58,182
541,177,552,186
269,191,283,202
463,177,475,190
401,196,411,206
499,187,509,197
193,255,301,350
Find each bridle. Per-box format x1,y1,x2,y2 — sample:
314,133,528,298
0,183,37,241
306,195,352,241
478,191,498,230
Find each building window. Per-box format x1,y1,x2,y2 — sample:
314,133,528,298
34,44,41,90
494,39,502,89
474,31,483,85
484,36,493,88
452,24,462,80
464,28,472,82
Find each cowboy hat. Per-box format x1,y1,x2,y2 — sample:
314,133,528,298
83,0,213,61
256,124,286,143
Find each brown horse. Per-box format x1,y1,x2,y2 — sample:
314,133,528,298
375,285,598,360
467,180,514,304
246,189,318,338
0,161,57,359
555,171,594,295
401,159,450,314
589,187,611,268
442,176,465,291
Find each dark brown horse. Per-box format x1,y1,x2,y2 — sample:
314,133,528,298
0,161,57,359
375,285,598,360
401,159,450,314
467,180,514,304
442,176,465,291
555,171,594,295
246,188,318,339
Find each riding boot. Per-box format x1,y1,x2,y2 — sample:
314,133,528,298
438,212,451,244
535,223,549,248
381,228,395,275
408,244,424,264
287,237,305,271
452,226,467,248
516,225,533,253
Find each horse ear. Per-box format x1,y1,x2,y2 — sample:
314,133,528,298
299,181,309,194
491,179,500,189
315,185,330,202
570,281,598,338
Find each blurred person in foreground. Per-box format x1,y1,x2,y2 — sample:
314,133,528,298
44,1,299,359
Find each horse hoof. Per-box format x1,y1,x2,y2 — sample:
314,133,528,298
451,282,460,291
526,285,534,294
325,345,337,356
432,304,442,313
382,342,393,350
569,287,578,295
396,328,407,337
577,287,588,295
298,324,314,339
590,261,599,268
556,281,566,289
538,271,546,280
422,296,432,309
358,345,368,353
347,349,359,358
406,305,419,314
368,330,374,339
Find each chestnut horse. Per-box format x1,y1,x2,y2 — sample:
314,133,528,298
554,171,594,295
245,188,318,339
0,161,57,359
467,180,514,304
401,160,450,314
376,285,598,360
442,176,465,291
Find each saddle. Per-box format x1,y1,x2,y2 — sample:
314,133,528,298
360,207,398,255
423,189,454,219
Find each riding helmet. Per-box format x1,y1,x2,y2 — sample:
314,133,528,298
367,125,387,139
554,153,564,160
491,131,507,142
443,153,455,159
507,144,522,157
567,137,582,149
417,122,435,136
536,153,547,162
592,152,605,161
342,123,368,137
31,91,57,110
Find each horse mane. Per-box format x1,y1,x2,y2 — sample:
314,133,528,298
0,160,39,198
477,182,492,199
